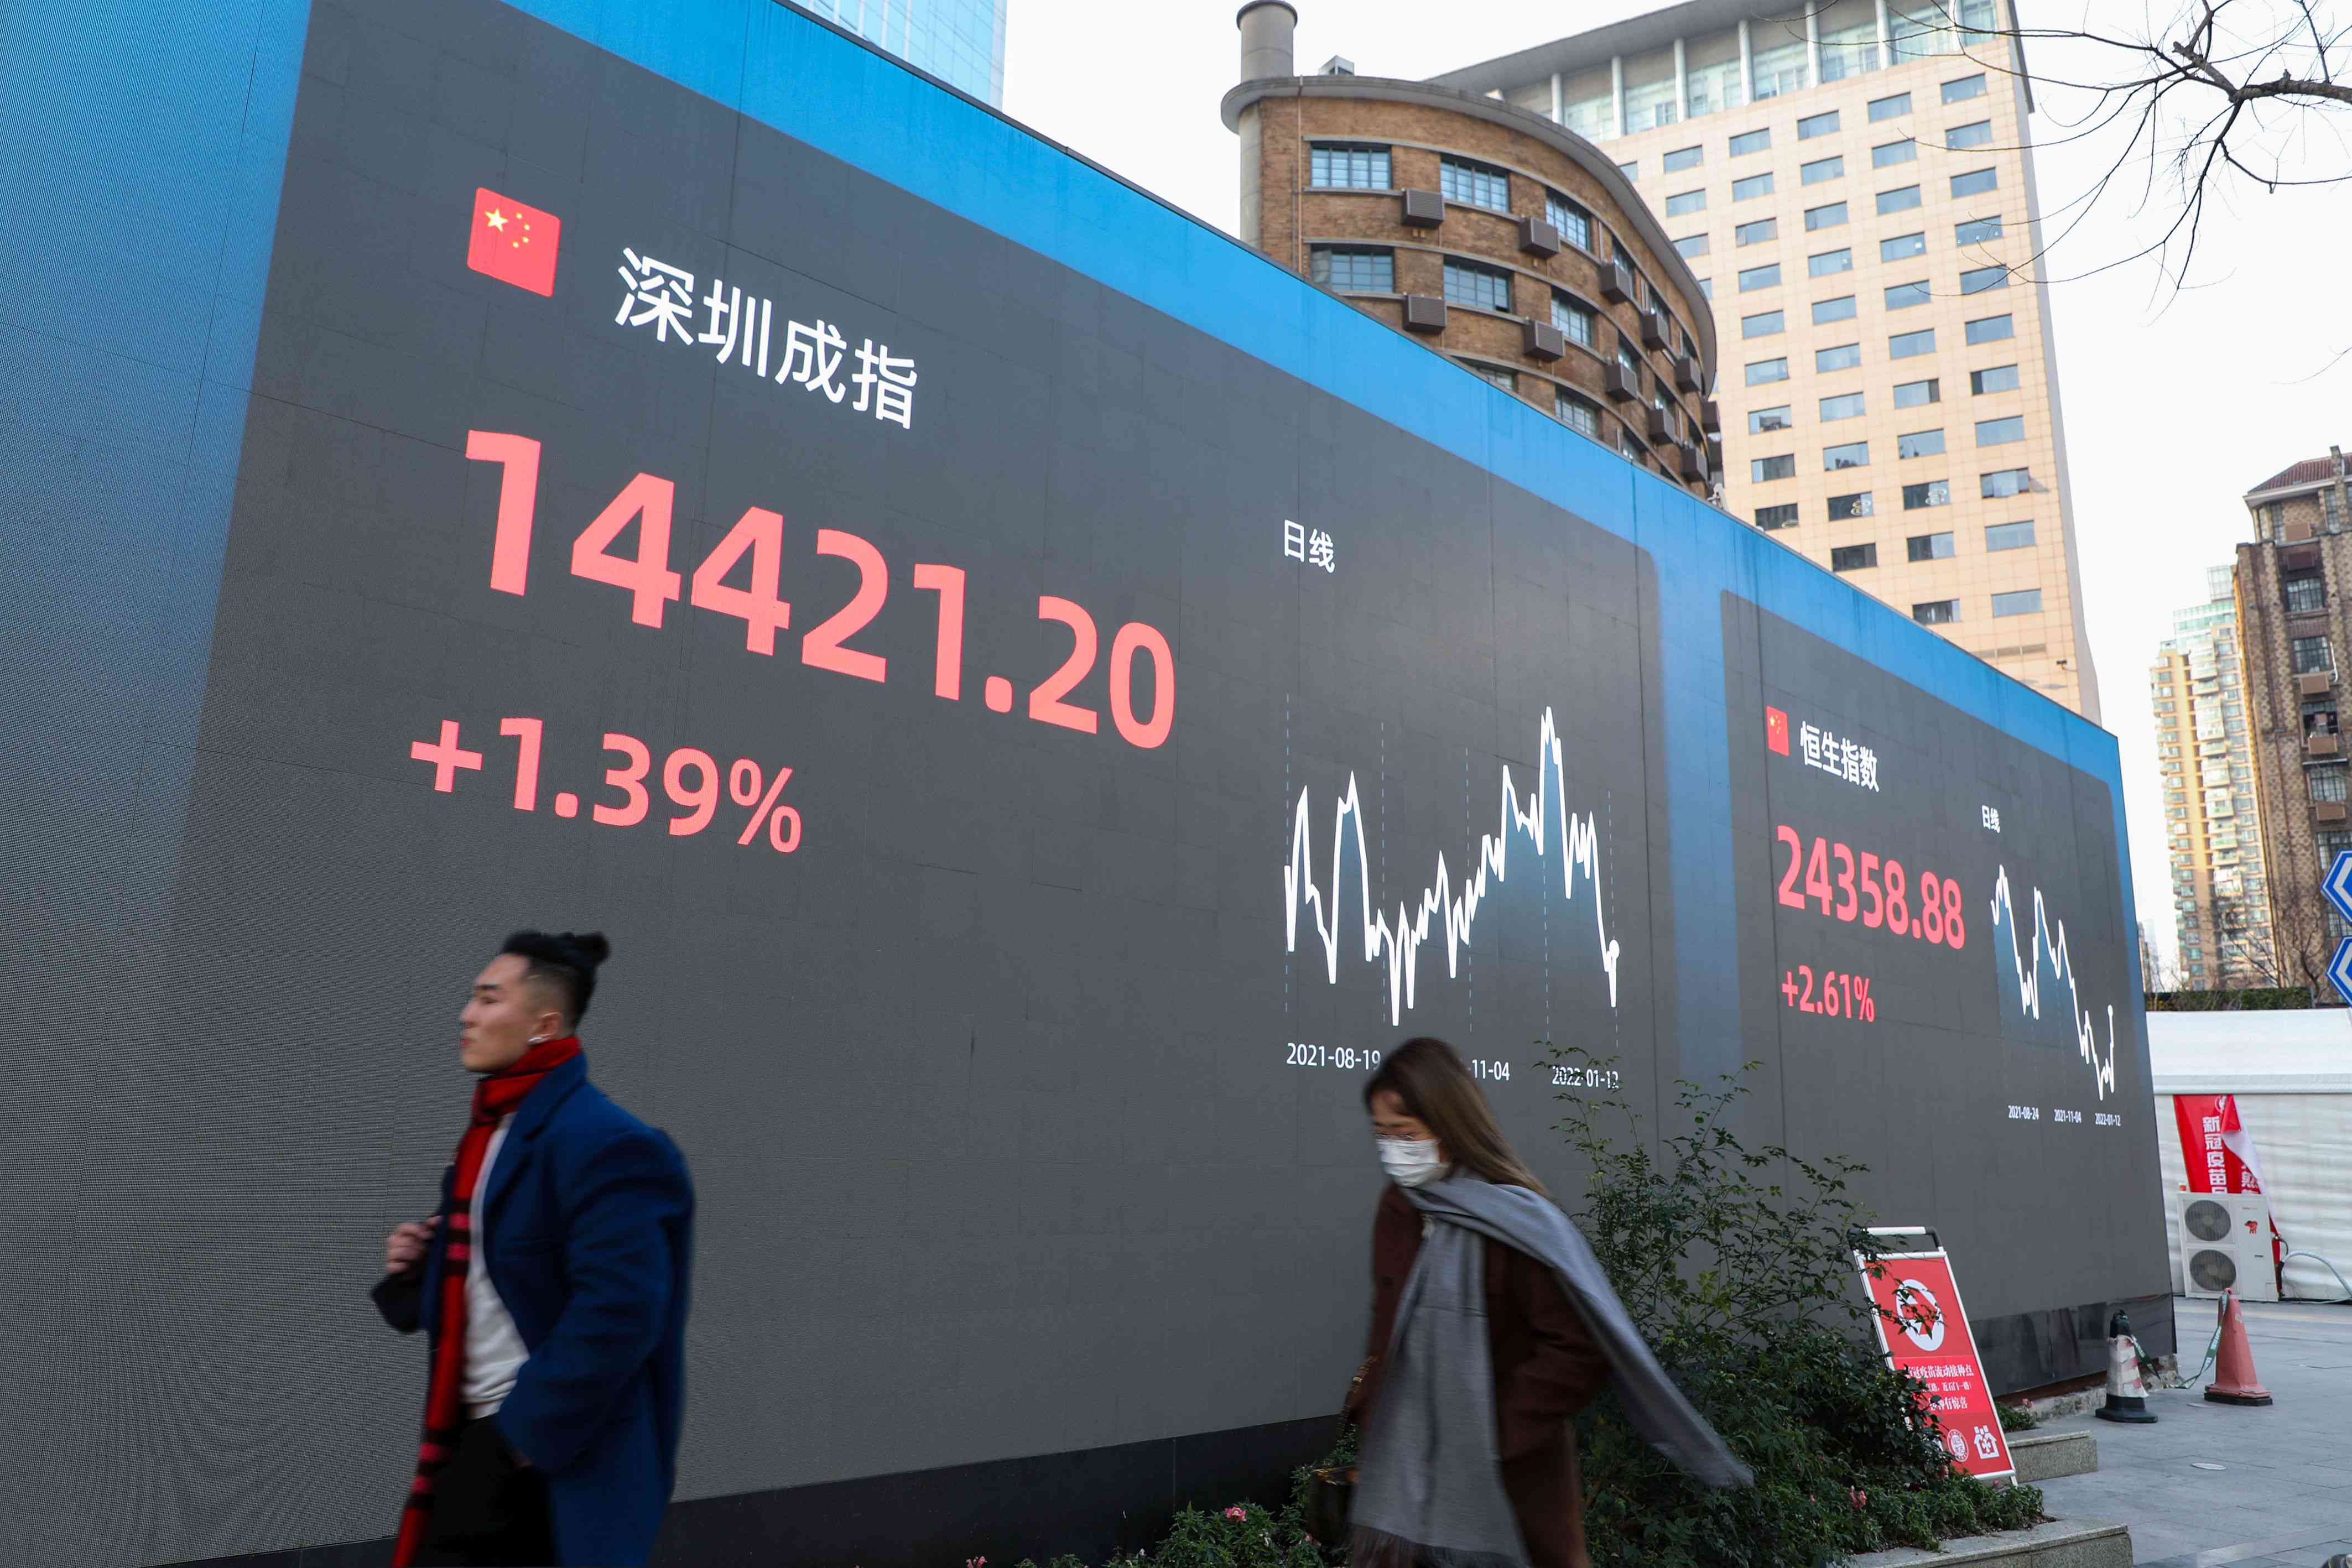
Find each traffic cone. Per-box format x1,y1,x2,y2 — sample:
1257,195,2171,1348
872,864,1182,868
2205,1291,2274,1406
2094,1309,2157,1423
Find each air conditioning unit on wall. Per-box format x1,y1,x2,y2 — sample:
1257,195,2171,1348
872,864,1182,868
2177,1191,2278,1303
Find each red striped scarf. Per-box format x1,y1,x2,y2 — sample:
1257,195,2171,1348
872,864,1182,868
391,1035,582,1566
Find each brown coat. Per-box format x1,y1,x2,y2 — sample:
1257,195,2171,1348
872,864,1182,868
1346,1184,1612,1568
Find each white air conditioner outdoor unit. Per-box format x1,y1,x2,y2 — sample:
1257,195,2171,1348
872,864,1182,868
2176,1191,2278,1303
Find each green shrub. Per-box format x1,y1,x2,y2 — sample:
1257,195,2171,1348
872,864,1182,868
1549,1046,2046,1566
1996,1400,2038,1432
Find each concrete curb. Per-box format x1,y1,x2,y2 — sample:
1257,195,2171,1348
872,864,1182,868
1846,1516,2131,1568
2008,1430,2098,1483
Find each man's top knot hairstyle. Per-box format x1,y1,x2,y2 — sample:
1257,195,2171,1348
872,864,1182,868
499,929,612,1028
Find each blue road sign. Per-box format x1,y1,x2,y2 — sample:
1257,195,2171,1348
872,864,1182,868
2332,939,2352,1006
2325,851,2352,927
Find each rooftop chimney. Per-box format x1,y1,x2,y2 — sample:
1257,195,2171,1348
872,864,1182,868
1237,1,1297,84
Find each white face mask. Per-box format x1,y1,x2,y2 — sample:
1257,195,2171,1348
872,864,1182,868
1377,1137,1447,1188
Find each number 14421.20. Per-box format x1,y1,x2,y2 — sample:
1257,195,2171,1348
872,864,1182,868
465,430,1174,749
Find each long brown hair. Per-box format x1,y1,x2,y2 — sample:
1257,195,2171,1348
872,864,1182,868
1362,1037,1548,1195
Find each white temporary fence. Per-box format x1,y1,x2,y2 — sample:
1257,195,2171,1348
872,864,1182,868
2148,1008,2352,1301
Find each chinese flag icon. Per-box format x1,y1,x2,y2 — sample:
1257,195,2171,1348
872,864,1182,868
1765,705,1791,756
466,187,560,296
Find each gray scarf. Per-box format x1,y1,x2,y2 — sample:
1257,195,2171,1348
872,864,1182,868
1350,1175,1751,1568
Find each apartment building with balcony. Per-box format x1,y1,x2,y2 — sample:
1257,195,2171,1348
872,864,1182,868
2236,445,2352,992
2150,566,2273,989
1429,0,2098,720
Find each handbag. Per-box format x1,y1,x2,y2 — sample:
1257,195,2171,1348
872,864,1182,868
1304,1463,1354,1545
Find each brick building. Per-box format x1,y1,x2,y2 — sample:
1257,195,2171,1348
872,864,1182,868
1221,2,1719,498
2235,445,2352,994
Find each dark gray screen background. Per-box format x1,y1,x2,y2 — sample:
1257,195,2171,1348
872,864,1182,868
4,2,1683,1563
1721,592,2171,1378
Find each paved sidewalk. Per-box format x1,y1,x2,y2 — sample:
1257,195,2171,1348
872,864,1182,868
2032,1298,2352,1565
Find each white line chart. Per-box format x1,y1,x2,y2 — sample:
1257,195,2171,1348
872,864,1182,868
1988,866,2119,1100
1283,708,1622,1025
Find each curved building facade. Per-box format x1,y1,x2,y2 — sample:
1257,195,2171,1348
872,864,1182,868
1222,3,1720,499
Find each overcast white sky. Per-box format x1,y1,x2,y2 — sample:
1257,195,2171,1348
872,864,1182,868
1001,0,2352,969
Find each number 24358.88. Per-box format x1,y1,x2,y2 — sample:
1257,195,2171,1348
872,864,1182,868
465,430,1174,750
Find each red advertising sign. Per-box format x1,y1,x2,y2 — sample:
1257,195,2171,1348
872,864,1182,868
1860,1248,2014,1481
2172,1093,2265,1195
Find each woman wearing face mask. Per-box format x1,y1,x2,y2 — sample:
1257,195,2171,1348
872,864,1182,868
1341,1038,1749,1568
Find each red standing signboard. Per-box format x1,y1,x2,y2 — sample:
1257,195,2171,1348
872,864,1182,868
1859,1244,2015,1482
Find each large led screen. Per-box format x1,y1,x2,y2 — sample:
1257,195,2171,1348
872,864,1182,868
1,0,2164,1562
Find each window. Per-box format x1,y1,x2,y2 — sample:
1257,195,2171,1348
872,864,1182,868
1744,309,1786,338
1981,466,2032,497
1663,144,1705,173
1976,414,2026,445
1798,110,1841,139
1310,247,1393,292
1991,588,2043,617
1756,502,1801,529
1698,278,1714,299
1802,155,1845,185
1805,201,1849,231
1440,155,1510,211
1472,364,1517,392
1444,258,1513,311
1870,91,1913,121
1880,232,1927,263
1552,294,1596,347
1817,342,1862,372
2293,635,2333,674
1747,356,1791,384
1985,520,2036,551
1965,313,2014,343
1755,454,1797,482
2287,574,2327,613
1730,127,1773,156
1829,491,1875,519
1899,428,1946,457
1885,280,1932,310
1951,168,1999,197
1948,119,1994,149
1666,189,1708,217
1824,440,1870,470
2312,765,2350,804
1556,393,1601,437
1809,247,1854,277
1971,363,2020,394
1832,543,1879,572
1894,377,1940,408
1955,215,2004,244
1726,220,1778,253
1890,327,1937,358
1618,160,1639,182
1907,530,1956,560
1750,404,1793,433
1904,479,1952,509
1877,184,1923,215
1872,137,1918,168
1813,294,1857,324
1740,262,1782,291
1942,72,1987,103
1310,145,1391,189
1734,171,1776,200
1821,391,1867,421
1960,264,2008,294
1913,599,1960,624
1547,192,1594,249
1674,234,1711,259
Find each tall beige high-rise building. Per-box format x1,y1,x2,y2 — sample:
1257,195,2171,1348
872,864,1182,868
2148,566,2273,990
1432,0,2098,720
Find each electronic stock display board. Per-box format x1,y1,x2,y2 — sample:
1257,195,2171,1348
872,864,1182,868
2,1,2166,1562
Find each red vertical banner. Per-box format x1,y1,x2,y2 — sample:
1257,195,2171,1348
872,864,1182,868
2173,1092,2282,1280
1859,1249,2014,1482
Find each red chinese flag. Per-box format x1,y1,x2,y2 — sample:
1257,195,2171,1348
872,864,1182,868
466,187,560,296
1765,705,1791,756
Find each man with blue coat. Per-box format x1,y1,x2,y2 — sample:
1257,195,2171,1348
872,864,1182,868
375,930,693,1566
